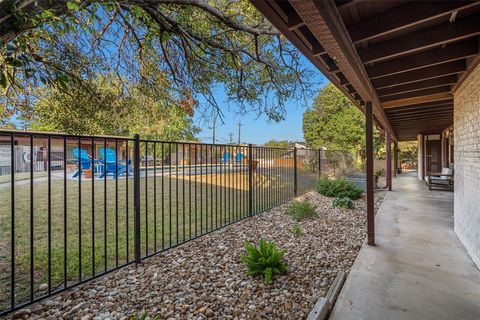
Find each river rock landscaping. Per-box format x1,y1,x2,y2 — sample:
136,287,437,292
11,190,385,320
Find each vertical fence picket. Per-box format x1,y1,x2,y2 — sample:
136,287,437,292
10,134,15,309
248,144,253,216
133,134,141,264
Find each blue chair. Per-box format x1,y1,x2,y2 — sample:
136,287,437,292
222,151,230,163
236,152,244,162
72,148,93,178
98,148,132,179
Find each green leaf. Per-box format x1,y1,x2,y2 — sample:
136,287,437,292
0,71,7,88
66,2,79,11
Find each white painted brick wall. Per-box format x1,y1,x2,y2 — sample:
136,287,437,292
454,62,480,268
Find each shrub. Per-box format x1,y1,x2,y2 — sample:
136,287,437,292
332,197,354,209
242,239,288,286
286,201,317,221
315,178,363,200
292,223,303,237
375,168,385,177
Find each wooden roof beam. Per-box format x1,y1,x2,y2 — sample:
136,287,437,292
348,1,479,44
358,13,480,64
389,111,453,121
366,39,478,79
392,120,453,127
372,60,466,89
382,99,453,112
386,105,453,117
392,122,453,129
289,0,396,138
379,86,452,103
385,100,453,115
391,120,453,127
377,75,457,97
389,115,453,124
382,92,452,109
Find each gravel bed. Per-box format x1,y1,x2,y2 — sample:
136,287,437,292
12,190,386,320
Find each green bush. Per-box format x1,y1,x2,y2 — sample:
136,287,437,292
286,201,317,221
332,197,354,209
375,168,385,177
292,223,303,237
315,178,363,200
242,239,288,286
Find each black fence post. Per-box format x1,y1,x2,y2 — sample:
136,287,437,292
318,148,322,179
133,134,141,264
248,144,253,216
293,147,298,197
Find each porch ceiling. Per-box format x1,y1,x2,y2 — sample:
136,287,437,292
251,0,480,141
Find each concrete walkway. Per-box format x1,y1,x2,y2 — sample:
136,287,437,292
330,174,480,320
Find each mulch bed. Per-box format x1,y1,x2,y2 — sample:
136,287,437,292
11,190,386,320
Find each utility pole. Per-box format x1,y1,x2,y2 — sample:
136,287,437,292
237,121,242,145
228,132,234,144
212,111,216,144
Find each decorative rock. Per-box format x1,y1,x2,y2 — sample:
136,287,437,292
38,283,48,291
12,308,31,319
5,191,385,320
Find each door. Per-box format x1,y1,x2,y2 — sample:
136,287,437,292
426,140,441,173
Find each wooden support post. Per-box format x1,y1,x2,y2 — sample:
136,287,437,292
394,140,398,178
386,132,392,191
366,102,375,246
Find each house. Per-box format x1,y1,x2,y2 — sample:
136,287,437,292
251,0,480,318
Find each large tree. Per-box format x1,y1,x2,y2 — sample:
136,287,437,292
263,139,294,148
31,74,199,140
0,0,313,125
302,83,384,157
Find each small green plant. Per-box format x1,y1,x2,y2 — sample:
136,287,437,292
315,178,363,200
292,223,303,237
286,200,317,221
332,197,354,209
242,239,288,286
133,311,160,320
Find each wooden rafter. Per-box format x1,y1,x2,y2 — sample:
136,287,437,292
389,111,453,122
288,0,395,137
380,86,451,103
383,100,453,112
366,40,478,79
348,1,479,44
372,60,465,89
358,13,480,64
377,75,457,97
250,0,479,140
386,106,453,117
382,92,452,108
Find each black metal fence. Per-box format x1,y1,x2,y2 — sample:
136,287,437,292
0,130,334,315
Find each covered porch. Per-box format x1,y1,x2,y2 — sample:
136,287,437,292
330,173,480,319
251,1,480,318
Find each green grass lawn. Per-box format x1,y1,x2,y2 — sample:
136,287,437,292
0,165,317,310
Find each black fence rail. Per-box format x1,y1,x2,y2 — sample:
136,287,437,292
0,130,326,316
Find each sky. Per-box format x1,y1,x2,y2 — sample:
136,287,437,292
194,56,329,145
